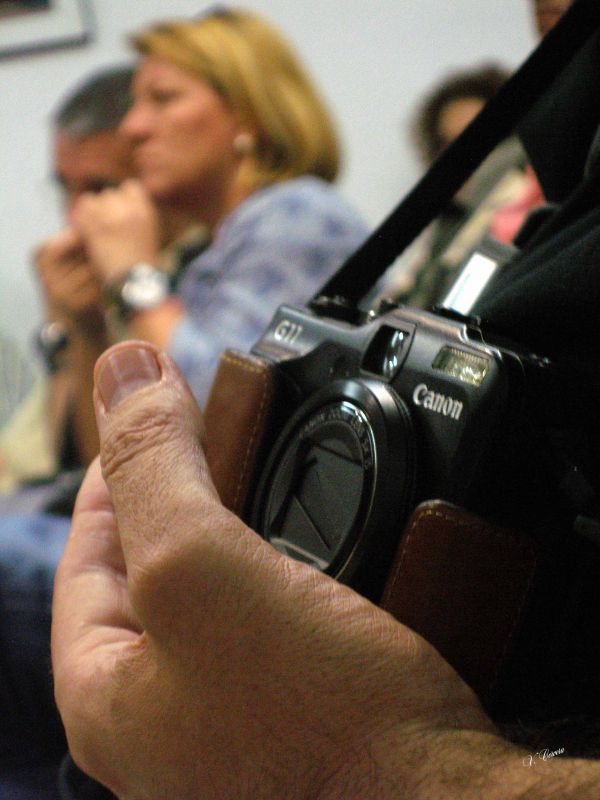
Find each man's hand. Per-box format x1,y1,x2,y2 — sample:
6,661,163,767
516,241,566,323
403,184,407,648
51,342,600,799
70,179,160,283
34,227,104,328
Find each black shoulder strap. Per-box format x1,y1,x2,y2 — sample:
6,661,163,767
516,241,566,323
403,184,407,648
311,0,600,311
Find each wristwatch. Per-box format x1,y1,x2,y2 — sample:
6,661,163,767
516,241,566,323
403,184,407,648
35,320,69,373
107,263,171,320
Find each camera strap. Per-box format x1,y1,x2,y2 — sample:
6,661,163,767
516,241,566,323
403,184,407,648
311,0,600,311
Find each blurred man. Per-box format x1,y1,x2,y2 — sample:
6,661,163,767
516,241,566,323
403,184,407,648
0,66,203,493
0,67,140,799
0,66,136,492
53,67,135,212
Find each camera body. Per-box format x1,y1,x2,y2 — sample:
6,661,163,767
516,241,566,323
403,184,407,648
248,298,565,603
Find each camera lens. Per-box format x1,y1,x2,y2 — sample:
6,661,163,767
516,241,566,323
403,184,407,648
253,379,416,599
260,400,373,571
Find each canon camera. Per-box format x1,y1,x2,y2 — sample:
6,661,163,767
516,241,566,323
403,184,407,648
247,281,571,603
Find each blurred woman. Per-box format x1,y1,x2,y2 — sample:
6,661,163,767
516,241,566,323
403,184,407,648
372,62,526,309
68,7,368,461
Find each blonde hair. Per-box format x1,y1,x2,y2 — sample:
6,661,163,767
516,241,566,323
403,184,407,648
131,8,340,189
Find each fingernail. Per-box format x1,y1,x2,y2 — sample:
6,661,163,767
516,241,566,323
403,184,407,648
96,346,161,412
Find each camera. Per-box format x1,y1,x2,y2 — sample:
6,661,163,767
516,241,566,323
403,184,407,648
247,262,567,604
225,245,600,721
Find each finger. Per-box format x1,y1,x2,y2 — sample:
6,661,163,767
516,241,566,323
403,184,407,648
33,227,82,268
52,457,145,790
39,226,81,251
44,270,102,313
48,262,96,288
52,458,142,698
92,341,238,636
70,193,105,233
58,265,102,292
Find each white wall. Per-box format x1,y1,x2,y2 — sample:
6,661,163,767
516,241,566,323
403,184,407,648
0,0,536,352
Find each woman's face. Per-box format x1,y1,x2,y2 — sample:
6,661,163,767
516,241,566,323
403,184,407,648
122,57,244,211
436,97,485,154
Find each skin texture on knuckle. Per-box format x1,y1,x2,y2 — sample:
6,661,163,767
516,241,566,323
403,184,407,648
101,401,179,484
103,424,201,537
100,370,202,484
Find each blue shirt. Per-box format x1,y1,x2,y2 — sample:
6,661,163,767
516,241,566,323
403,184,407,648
169,176,369,405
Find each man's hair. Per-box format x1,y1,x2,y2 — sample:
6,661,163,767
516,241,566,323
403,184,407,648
131,8,340,188
53,65,135,139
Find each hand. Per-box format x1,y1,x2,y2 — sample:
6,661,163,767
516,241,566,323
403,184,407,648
34,227,104,327
70,179,160,284
51,342,600,800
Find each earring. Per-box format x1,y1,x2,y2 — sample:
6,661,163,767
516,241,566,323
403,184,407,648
233,132,255,156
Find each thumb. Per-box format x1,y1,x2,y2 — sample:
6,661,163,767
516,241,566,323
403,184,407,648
93,341,225,634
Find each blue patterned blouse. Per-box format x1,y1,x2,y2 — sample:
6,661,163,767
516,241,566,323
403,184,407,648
169,176,369,405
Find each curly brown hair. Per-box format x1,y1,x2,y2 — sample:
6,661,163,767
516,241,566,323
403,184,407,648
412,62,510,165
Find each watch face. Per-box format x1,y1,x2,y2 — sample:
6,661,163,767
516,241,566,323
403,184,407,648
121,264,170,312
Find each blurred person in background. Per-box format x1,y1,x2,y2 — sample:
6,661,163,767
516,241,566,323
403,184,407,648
531,0,573,37
488,0,574,243
0,330,33,431
0,65,205,500
3,8,367,496
411,64,509,167
0,66,136,499
374,3,574,312
66,7,367,421
372,62,527,309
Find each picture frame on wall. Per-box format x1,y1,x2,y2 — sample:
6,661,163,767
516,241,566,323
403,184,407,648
0,0,93,58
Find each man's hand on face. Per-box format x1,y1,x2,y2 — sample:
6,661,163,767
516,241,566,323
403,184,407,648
34,227,104,328
70,179,161,284
51,342,600,800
